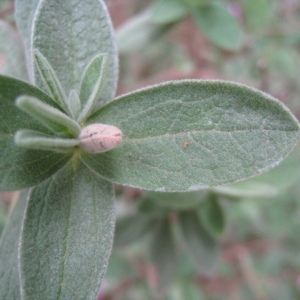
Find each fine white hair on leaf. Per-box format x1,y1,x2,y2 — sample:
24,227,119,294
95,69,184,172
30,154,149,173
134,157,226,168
79,123,122,154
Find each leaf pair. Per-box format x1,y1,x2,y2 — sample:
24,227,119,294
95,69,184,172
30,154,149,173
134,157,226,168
13,49,108,153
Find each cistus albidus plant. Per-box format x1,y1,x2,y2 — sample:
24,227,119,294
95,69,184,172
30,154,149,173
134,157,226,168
0,0,299,299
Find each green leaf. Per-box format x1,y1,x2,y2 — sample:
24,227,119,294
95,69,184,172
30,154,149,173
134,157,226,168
0,190,29,300
15,129,79,152
149,217,177,294
198,194,225,237
0,202,8,236
0,20,28,81
242,0,270,31
33,0,118,109
16,95,81,136
15,0,40,80
114,213,155,247
78,53,108,123
178,211,219,275
147,190,208,210
213,181,278,199
34,49,70,114
82,80,300,192
117,10,173,54
216,143,300,199
150,0,189,24
191,2,243,51
20,162,115,300
0,75,71,191
67,90,81,120
137,197,168,216
250,143,300,191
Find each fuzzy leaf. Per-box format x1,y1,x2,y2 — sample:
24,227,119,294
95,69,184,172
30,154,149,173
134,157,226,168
149,218,177,294
20,162,115,300
214,143,300,199
114,213,155,248
0,21,28,81
15,129,79,152
0,75,71,191
67,90,81,120
16,95,81,136
192,2,243,51
0,190,29,300
178,211,219,275
213,181,278,199
117,11,172,54
150,0,189,24
198,195,225,237
82,80,300,192
34,49,69,113
33,0,118,109
15,0,40,80
147,190,208,210
78,53,108,122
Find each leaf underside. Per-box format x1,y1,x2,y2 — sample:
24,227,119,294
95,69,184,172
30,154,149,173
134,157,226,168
81,80,300,192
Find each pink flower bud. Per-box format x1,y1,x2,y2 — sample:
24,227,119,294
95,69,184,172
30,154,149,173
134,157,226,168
79,123,122,154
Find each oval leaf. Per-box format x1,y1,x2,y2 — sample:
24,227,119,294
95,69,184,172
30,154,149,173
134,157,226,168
16,95,81,136
0,190,28,300
78,53,108,122
147,190,208,210
149,218,177,294
0,75,71,191
33,0,118,109
192,2,243,51
213,181,278,199
150,0,189,24
0,21,28,81
114,213,155,248
20,162,115,300
214,143,300,199
178,211,219,275
198,194,225,237
81,80,300,192
33,49,69,113
117,10,172,54
15,129,79,152
15,0,41,80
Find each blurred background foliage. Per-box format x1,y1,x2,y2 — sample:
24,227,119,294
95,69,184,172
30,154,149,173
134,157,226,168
1,0,300,299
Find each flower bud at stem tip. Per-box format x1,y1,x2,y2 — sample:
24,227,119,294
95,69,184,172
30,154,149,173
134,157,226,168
79,123,122,154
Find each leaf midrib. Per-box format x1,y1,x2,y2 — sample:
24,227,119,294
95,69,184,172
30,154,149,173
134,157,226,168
122,128,298,142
